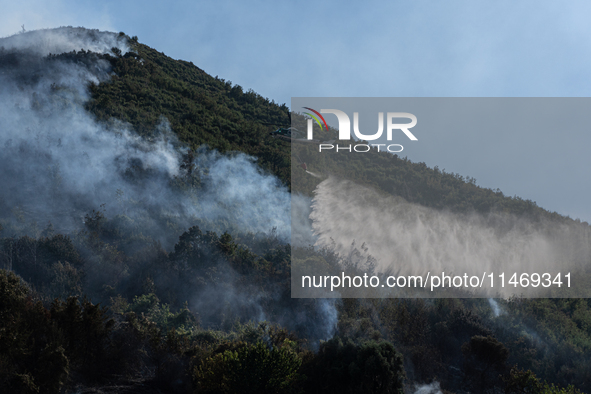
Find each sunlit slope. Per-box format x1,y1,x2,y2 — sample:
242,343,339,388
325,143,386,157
85,38,292,184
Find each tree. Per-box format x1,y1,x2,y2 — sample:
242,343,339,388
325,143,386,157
303,337,405,394
0,270,69,393
462,335,509,390
504,367,585,394
50,296,114,381
194,341,302,394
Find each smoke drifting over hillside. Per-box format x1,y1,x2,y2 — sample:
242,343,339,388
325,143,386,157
0,27,344,341
309,177,590,296
0,27,129,56
0,28,291,246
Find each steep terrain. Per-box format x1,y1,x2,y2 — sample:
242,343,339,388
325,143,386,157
0,27,590,394
87,35,585,223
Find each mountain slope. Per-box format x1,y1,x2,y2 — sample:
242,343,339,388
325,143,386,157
0,28,590,394
86,36,589,228
86,37,292,183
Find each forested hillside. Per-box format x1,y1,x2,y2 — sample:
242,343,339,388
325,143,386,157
0,28,590,394
86,36,292,184
86,35,591,227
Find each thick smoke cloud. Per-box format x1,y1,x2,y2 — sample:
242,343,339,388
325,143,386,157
0,28,291,246
309,177,590,297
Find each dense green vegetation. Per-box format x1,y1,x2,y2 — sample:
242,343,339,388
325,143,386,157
0,220,409,393
86,35,292,184
0,30,590,393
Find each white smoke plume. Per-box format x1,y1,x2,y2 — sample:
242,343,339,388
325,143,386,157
317,298,338,339
488,298,505,317
0,27,292,247
413,381,442,394
309,177,590,297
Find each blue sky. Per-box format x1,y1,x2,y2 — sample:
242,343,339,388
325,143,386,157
2,1,591,221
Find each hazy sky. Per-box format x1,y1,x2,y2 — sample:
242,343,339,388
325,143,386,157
2,1,591,221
